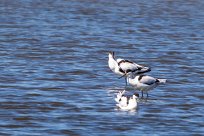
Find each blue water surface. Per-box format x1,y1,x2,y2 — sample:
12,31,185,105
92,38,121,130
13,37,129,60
0,0,204,135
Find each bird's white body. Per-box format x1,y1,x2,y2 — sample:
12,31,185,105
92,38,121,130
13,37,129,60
128,75,166,97
115,90,139,110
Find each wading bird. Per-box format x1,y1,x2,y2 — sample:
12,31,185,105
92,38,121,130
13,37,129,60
128,75,166,98
108,51,151,86
115,90,139,110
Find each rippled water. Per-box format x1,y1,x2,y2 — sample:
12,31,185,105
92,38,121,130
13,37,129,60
0,0,204,135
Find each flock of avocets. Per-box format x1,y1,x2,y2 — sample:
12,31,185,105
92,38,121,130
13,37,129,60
108,51,167,110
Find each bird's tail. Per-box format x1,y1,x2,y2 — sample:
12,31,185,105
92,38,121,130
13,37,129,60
157,79,167,84
141,66,151,73
135,66,151,75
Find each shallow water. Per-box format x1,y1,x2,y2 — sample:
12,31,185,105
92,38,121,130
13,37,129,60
0,0,204,135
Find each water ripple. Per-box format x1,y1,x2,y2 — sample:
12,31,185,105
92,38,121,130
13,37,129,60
0,0,204,135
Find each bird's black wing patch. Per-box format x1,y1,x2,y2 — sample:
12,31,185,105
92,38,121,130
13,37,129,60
119,67,125,73
145,81,155,85
138,75,146,81
138,75,155,85
118,59,134,65
126,96,131,105
126,69,132,73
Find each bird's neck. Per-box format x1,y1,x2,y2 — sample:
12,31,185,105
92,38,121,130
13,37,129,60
108,56,117,70
128,76,138,85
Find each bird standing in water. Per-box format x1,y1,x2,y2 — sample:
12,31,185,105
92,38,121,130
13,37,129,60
115,90,139,110
108,51,151,86
128,75,167,98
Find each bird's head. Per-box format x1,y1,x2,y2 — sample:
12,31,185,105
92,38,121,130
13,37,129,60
108,51,115,58
133,93,139,99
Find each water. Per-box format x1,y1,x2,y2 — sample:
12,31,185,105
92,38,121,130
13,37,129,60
0,0,204,135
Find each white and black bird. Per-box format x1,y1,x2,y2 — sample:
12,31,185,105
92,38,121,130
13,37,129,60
115,90,139,110
128,75,167,98
108,51,151,86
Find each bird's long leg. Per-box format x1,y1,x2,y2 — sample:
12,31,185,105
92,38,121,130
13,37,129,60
141,91,144,98
146,92,149,98
119,71,128,88
125,77,127,87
